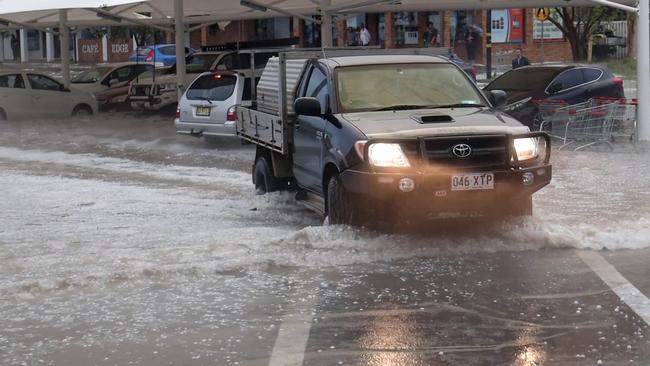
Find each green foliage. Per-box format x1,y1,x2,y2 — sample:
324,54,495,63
548,6,627,61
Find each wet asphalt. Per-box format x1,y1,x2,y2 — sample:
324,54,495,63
0,111,649,366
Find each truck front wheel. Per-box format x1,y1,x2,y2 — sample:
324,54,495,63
326,176,359,226
253,156,278,194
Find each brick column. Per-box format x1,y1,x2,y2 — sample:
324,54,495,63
442,11,452,48
165,31,173,43
367,14,378,46
418,12,428,47
384,12,395,49
201,27,207,47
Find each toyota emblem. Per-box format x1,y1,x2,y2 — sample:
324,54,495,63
452,143,472,158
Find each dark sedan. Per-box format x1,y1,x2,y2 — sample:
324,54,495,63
483,65,624,128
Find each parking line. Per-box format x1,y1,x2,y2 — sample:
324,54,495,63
577,250,650,326
268,291,317,366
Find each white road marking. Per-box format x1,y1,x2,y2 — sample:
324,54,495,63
577,250,650,326
268,292,317,366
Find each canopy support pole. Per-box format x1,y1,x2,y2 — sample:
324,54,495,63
19,29,28,62
320,0,333,47
59,10,70,88
637,0,650,142
46,29,54,62
174,0,186,98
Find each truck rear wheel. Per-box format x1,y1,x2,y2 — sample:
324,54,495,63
253,156,279,194
326,176,358,226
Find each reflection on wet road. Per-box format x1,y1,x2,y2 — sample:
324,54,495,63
0,115,649,365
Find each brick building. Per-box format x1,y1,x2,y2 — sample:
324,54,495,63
187,8,574,67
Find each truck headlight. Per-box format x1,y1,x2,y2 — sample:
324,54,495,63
368,143,410,168
514,137,538,161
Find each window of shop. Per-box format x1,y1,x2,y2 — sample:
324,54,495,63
255,17,292,40
426,12,443,47
345,14,367,46
394,12,419,46
450,10,473,46
378,14,385,45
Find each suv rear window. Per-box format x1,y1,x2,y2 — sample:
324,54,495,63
186,74,237,101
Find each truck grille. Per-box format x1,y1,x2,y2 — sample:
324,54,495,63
422,135,508,170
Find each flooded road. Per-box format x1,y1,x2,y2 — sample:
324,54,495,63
0,113,649,365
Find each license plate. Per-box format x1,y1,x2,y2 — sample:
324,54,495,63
196,106,211,116
451,173,494,191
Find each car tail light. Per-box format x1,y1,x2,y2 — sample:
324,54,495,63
227,106,237,121
145,49,154,62
175,108,180,119
213,73,222,80
612,76,623,86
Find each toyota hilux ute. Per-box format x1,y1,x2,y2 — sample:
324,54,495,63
236,48,552,226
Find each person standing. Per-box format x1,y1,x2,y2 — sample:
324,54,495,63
359,23,371,46
464,26,480,63
511,48,530,69
10,33,19,61
423,22,439,47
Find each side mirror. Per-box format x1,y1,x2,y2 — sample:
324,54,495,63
59,84,71,92
488,90,507,108
294,97,322,117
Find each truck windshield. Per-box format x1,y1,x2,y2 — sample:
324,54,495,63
336,63,485,113
186,74,237,101
71,67,113,83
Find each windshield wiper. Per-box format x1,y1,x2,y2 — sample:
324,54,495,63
429,103,485,109
197,96,213,105
373,104,437,111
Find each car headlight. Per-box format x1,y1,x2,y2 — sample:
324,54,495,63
514,137,539,161
368,143,410,168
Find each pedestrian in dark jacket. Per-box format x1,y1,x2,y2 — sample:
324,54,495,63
512,48,530,69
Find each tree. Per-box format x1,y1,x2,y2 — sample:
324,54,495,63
547,7,625,61
128,26,165,48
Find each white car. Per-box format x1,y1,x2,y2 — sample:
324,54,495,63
70,62,153,108
175,71,250,138
0,71,98,120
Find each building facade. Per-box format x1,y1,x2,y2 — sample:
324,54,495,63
188,8,574,66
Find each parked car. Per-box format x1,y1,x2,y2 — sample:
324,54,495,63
175,71,252,139
130,50,273,111
0,71,98,120
70,62,153,109
128,44,196,67
483,65,624,128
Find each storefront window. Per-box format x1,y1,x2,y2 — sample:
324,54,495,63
450,10,473,46
255,17,292,40
426,12,443,47
394,12,418,46
345,14,367,46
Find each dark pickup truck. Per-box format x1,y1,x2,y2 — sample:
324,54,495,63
236,48,552,226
